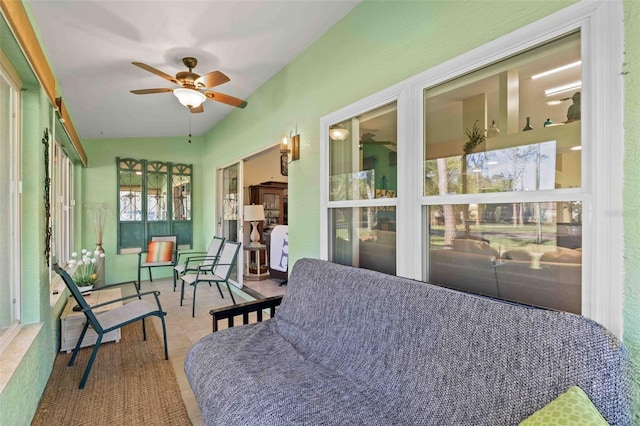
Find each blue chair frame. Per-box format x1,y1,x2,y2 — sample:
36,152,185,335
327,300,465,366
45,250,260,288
180,240,242,317
54,264,169,389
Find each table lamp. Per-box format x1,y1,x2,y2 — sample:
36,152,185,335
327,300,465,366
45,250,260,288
244,204,265,247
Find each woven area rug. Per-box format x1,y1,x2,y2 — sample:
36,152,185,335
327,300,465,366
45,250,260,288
32,323,191,425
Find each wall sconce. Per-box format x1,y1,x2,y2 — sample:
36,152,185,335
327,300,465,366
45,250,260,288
280,131,300,176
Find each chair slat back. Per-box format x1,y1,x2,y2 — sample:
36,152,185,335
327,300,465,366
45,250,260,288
53,264,103,333
213,241,242,280
203,236,225,267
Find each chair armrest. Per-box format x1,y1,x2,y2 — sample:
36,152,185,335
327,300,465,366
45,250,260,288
209,296,284,332
177,251,206,263
184,255,219,268
85,290,161,311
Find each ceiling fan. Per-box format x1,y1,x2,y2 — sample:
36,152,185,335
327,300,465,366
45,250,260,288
130,57,247,113
359,132,397,150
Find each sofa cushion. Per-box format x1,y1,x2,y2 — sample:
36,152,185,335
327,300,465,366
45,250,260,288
502,249,532,261
452,238,499,257
519,386,608,425
540,247,581,263
185,321,405,424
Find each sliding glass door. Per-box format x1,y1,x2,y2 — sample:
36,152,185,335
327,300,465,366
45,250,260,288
218,162,243,288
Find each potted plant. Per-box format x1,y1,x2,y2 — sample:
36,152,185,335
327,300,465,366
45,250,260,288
68,249,105,293
248,261,268,275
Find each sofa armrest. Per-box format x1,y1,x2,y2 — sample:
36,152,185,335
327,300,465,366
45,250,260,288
209,295,283,332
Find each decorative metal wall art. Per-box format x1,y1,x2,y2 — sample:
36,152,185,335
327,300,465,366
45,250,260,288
43,128,52,266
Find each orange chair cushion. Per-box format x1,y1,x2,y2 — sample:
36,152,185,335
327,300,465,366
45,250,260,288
146,241,174,263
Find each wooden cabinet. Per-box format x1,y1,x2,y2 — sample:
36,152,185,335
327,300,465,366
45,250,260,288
249,181,287,238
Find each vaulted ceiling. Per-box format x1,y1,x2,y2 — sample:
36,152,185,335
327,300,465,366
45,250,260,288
27,1,359,140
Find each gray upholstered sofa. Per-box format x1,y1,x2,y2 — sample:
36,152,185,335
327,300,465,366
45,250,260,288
185,258,635,425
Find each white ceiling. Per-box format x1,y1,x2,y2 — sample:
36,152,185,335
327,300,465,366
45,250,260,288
27,0,360,140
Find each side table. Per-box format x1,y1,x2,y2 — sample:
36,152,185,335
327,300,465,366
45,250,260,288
60,287,122,353
243,244,270,281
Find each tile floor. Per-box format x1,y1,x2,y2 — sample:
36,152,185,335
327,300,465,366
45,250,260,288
130,276,287,425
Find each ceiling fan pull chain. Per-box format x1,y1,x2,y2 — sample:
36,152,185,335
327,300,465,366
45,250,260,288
188,116,192,143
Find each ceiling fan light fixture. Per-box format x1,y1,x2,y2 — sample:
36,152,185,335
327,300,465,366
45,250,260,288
173,88,206,108
329,126,350,141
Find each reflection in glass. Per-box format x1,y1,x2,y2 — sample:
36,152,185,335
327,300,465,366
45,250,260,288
330,207,396,275
424,32,581,196
147,172,167,221
427,201,581,314
119,169,142,221
145,162,168,222
172,175,191,220
329,102,398,201
425,141,557,195
222,164,239,240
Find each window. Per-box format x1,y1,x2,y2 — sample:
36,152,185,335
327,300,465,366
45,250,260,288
117,157,192,253
0,51,21,349
321,2,623,335
52,139,74,268
327,102,398,275
424,33,583,313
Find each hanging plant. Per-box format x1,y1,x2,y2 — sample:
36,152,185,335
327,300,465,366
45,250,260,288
462,120,486,155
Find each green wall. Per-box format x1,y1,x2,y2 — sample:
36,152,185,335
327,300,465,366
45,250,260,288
3,1,640,424
81,135,205,285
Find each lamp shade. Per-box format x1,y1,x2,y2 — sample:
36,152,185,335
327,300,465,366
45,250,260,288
173,88,207,108
244,204,265,222
329,127,350,141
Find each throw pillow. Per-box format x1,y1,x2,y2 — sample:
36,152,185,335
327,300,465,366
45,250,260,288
146,241,174,263
519,386,609,425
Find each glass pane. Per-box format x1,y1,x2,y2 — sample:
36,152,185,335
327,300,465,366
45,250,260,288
424,32,581,196
329,207,396,275
427,201,581,314
0,74,14,338
263,193,280,228
329,102,398,201
119,170,142,221
172,175,191,220
147,163,168,221
221,163,240,284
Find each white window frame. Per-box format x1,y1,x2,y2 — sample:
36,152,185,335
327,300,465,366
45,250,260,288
0,49,22,353
52,139,74,271
321,0,623,337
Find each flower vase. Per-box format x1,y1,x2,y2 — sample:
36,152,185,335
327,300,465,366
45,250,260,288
95,243,105,289
77,285,94,294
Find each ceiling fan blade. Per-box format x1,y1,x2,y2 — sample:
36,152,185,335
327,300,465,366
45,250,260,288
205,91,248,108
189,104,204,114
132,62,180,85
194,71,230,89
130,88,174,95
361,140,397,145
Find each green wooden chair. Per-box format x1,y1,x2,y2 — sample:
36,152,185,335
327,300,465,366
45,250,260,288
53,263,169,389
180,240,241,317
